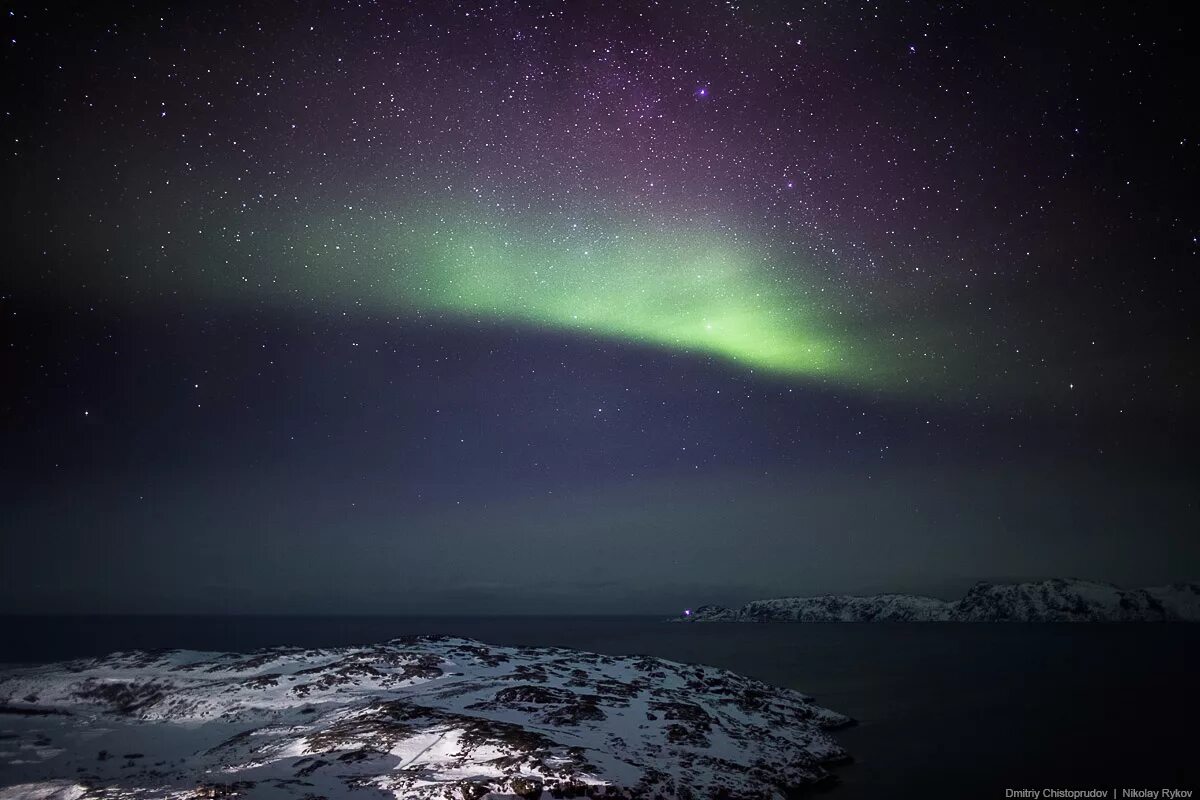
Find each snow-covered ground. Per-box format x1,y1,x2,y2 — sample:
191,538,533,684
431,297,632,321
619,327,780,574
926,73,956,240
681,579,1200,623
0,636,851,799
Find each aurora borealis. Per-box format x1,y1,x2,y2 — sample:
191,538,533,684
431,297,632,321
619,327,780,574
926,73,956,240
304,213,870,382
1,0,1196,614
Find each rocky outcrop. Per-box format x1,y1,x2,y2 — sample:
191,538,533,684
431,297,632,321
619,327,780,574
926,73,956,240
0,636,851,800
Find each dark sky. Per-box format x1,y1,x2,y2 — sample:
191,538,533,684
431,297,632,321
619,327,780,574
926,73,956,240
1,1,1196,614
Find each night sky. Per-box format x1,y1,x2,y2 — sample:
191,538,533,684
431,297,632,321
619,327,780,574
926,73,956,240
2,1,1196,614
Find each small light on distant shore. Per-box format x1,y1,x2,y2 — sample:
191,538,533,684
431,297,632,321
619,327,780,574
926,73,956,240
683,608,692,617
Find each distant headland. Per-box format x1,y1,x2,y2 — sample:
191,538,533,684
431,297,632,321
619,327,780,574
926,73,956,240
677,579,1200,623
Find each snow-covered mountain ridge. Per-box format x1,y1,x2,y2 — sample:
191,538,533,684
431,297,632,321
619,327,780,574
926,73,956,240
680,579,1200,623
0,635,851,800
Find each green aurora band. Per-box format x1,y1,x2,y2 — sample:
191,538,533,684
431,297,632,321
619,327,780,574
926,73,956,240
401,226,853,376
265,212,911,389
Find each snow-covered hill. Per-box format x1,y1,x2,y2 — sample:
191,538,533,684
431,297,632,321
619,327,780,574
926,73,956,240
681,580,1200,623
0,636,851,800
953,579,1200,622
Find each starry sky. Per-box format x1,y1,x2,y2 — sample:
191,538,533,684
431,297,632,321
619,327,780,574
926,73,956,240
1,0,1196,614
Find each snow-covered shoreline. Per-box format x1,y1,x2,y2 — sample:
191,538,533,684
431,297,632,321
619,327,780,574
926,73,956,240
678,579,1200,623
0,636,851,799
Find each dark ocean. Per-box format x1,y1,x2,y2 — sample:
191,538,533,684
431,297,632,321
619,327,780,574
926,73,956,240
2,616,1197,798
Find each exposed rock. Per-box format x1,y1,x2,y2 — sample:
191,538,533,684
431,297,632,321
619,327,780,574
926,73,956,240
0,636,851,800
